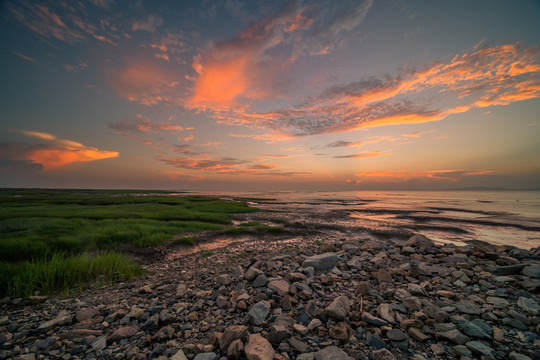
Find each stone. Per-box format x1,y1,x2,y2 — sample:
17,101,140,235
366,333,389,350
293,323,309,336
362,312,388,326
193,353,218,360
377,304,395,323
92,336,107,351
252,275,268,287
325,295,350,320
245,334,275,360
466,340,494,356
423,302,448,322
328,322,350,341
457,321,491,340
289,336,311,352
371,348,396,360
171,350,189,360
219,325,248,351
517,296,540,315
268,324,292,345
314,346,354,360
494,264,526,276
227,339,243,360
377,268,393,283
176,283,187,298
307,318,323,331
455,301,481,315
37,314,72,332
386,328,408,341
139,284,152,293
0,333,13,344
107,325,139,344
522,265,540,279
156,325,175,341
405,234,434,252
246,267,263,281
75,308,98,322
509,352,533,360
402,297,422,311
302,253,339,271
216,274,232,285
438,329,469,345
249,300,271,325
408,328,430,342
268,279,290,296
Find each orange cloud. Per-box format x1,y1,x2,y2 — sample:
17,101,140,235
213,42,540,137
333,151,390,159
5,130,118,170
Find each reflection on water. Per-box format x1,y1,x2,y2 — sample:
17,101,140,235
180,190,540,249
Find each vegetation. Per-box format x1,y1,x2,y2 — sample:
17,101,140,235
225,221,285,235
0,189,260,297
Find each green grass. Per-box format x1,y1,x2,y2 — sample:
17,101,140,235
172,236,197,245
200,250,213,257
0,251,144,298
0,189,261,297
225,221,284,235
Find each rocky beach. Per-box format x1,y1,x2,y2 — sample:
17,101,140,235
1,196,540,360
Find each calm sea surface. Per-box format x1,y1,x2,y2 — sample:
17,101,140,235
188,190,540,249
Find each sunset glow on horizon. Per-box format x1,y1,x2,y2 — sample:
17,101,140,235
1,0,539,190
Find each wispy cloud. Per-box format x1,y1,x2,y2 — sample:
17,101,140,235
355,169,494,182
333,151,390,159
215,42,540,137
325,140,364,148
12,51,36,63
132,14,163,33
3,130,118,170
110,115,184,134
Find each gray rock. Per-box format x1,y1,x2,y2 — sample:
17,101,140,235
91,336,107,351
517,296,540,315
377,268,393,283
252,275,268,287
289,336,311,353
408,328,430,342
366,333,389,350
193,353,218,360
362,312,388,326
267,279,290,296
227,339,243,360
325,296,350,320
314,346,354,360
455,301,481,315
75,308,98,322
438,329,470,345
37,314,72,332
246,267,263,281
405,234,434,252
387,329,408,341
107,325,139,344
171,350,189,360
156,325,175,340
0,333,13,345
303,253,339,270
176,283,187,298
371,348,396,360
494,264,526,276
245,334,275,360
466,340,494,356
509,352,533,360
457,320,492,340
248,301,271,326
216,274,232,285
522,265,540,279
377,304,395,323
342,244,359,254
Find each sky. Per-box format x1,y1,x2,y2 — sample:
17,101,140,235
1,0,540,191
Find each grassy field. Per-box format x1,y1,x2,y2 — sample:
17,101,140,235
0,189,266,297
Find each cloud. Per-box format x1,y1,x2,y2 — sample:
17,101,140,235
132,14,163,32
325,140,364,148
216,42,540,137
12,51,36,63
188,0,373,109
110,115,184,134
333,151,390,159
355,169,494,182
2,131,118,170
108,63,181,106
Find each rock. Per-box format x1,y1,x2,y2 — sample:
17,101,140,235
107,325,139,344
245,334,275,360
423,302,448,322
371,348,396,360
325,295,350,320
0,332,13,344
455,301,481,315
386,329,408,341
92,336,107,351
494,264,526,276
289,336,311,352
509,352,533,360
314,346,354,360
377,304,395,323
377,268,393,283
171,350,189,360
405,235,434,252
402,297,422,311
293,323,309,336
139,284,152,293
517,296,540,315
362,312,388,326
268,279,290,296
408,328,430,341
328,322,351,341
252,275,268,287
156,325,175,340
466,340,494,356
522,265,540,279
219,325,248,351
248,301,271,325
268,324,292,344
303,253,339,271
308,318,323,331
37,313,72,332
438,329,470,345
342,244,359,254
216,274,232,285
193,353,218,360
227,339,243,360
246,267,263,281
366,333,389,350
17,355,35,360
176,283,187,298
75,308,98,322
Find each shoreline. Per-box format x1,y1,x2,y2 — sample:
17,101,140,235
1,228,539,360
